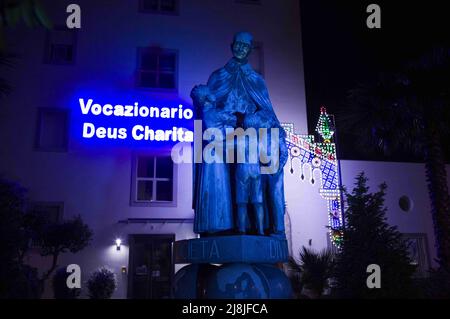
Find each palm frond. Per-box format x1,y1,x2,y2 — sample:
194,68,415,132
339,74,426,158
295,246,335,297
0,78,12,96
0,52,15,98
339,47,450,160
0,0,52,28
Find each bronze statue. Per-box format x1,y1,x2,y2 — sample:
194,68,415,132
192,31,288,238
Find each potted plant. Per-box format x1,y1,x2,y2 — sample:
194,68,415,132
52,266,81,299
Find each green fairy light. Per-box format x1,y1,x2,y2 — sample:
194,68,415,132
316,106,334,143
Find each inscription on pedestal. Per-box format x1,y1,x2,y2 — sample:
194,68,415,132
174,235,289,264
188,239,220,260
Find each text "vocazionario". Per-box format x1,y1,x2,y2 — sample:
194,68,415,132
79,98,194,119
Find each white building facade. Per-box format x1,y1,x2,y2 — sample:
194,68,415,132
0,0,442,298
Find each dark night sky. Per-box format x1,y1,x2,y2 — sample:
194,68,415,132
299,0,450,161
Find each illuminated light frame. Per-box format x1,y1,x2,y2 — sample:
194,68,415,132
281,107,344,248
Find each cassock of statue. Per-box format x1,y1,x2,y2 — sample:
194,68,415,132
191,85,236,234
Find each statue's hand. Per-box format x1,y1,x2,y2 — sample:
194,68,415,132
190,85,202,103
220,111,237,127
245,111,275,129
243,113,260,129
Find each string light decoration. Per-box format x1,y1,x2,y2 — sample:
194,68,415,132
281,107,344,248
315,106,335,143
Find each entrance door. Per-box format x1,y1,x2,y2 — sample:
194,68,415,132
127,234,174,299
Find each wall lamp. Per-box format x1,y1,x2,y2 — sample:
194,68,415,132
115,238,122,251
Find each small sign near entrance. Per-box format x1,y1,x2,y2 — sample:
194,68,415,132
135,265,148,276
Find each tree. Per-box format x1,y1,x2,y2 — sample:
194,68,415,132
0,178,93,298
0,0,52,50
33,215,93,284
0,177,37,298
421,267,450,298
288,247,334,298
0,53,13,97
0,1,52,100
339,48,450,270
23,212,92,295
333,173,417,298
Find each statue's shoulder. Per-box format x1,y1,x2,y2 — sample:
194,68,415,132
207,66,228,85
242,63,265,82
210,66,227,78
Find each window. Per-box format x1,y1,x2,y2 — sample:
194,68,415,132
35,108,69,152
403,233,430,278
139,0,179,15
236,0,261,5
131,155,176,206
44,28,77,64
137,48,178,90
399,195,414,212
28,202,63,248
29,202,64,224
249,41,264,75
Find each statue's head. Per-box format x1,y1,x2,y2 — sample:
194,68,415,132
231,31,253,61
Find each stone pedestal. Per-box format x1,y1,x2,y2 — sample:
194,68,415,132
173,235,293,299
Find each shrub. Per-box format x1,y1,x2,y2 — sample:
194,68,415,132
288,247,334,298
87,267,117,299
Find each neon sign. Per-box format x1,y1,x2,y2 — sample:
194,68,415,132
79,99,193,119
75,98,194,145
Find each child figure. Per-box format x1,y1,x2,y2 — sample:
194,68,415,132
235,149,264,235
234,108,275,235
235,107,279,235
191,85,236,235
